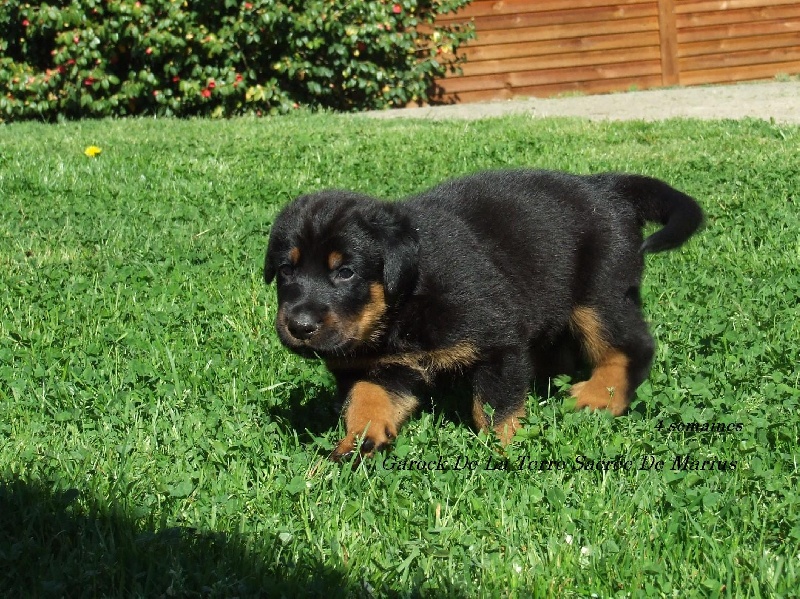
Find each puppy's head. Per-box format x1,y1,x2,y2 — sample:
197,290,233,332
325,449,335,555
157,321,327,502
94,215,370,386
264,190,418,357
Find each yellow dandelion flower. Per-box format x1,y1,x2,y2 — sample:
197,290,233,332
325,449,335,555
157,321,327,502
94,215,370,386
84,145,102,158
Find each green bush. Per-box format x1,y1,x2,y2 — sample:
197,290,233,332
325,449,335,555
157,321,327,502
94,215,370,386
0,0,473,121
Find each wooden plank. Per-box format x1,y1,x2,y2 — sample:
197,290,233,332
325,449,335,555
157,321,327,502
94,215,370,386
438,0,655,21
673,0,796,14
438,60,662,94
459,46,661,77
677,18,800,43
679,32,800,58
679,59,800,85
466,16,658,47
515,74,664,96
680,45,800,72
676,5,800,29
461,31,658,62
459,4,657,32
658,0,680,85
434,74,664,103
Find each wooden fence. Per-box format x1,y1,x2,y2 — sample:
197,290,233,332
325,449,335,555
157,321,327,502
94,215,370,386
433,0,800,103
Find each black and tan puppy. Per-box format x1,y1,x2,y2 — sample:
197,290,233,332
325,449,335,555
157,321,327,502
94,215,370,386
264,170,703,460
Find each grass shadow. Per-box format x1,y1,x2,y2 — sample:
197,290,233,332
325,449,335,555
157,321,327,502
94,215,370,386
0,477,350,598
269,383,342,441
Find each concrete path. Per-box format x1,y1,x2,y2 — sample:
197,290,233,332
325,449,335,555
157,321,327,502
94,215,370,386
364,81,800,123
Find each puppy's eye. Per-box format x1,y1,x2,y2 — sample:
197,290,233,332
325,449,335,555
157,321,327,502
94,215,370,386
278,264,294,277
336,267,355,281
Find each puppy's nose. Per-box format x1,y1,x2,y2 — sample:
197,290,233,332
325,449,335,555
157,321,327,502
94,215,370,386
287,312,322,341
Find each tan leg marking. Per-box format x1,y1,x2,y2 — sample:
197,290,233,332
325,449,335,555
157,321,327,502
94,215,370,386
570,306,607,364
493,404,527,445
472,396,489,431
570,306,631,416
472,397,526,445
332,381,418,460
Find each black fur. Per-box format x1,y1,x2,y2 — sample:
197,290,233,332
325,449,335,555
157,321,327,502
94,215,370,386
264,169,703,457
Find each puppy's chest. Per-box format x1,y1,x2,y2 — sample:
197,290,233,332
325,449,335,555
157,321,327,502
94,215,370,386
326,340,479,384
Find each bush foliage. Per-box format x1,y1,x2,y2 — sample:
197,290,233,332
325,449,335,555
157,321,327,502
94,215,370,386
0,0,473,121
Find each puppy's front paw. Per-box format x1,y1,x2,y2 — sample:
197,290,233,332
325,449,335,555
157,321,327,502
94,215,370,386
570,350,631,416
571,380,627,416
330,423,396,463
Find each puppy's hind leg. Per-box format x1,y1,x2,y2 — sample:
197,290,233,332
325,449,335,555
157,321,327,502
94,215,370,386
569,304,654,415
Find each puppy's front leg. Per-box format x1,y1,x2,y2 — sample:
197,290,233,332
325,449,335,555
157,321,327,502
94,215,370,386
330,378,419,461
471,348,531,444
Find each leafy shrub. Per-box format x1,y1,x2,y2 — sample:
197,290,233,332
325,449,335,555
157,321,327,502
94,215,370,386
0,0,473,121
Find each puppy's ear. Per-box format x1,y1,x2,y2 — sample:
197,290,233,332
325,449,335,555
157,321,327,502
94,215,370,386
264,250,276,284
264,228,282,284
264,194,315,285
383,212,419,300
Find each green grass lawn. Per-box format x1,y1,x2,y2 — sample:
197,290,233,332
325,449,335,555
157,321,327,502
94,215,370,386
1,113,798,597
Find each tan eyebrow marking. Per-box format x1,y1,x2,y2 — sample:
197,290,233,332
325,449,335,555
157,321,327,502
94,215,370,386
328,251,343,270
288,247,300,265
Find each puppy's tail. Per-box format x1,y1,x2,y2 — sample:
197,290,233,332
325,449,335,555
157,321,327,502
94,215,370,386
591,173,704,254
